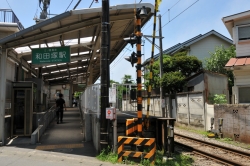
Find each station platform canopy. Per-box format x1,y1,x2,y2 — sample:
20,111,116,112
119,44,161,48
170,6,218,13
0,3,154,86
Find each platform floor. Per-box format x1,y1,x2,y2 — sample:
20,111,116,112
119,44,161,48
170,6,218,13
0,107,124,166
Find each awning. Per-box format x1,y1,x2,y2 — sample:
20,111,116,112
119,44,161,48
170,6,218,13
225,57,250,70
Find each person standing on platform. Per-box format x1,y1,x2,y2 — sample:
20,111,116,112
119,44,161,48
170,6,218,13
56,93,66,124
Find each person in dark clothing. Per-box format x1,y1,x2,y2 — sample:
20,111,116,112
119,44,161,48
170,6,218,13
56,93,66,124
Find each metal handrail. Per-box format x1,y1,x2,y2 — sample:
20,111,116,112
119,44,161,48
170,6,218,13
37,105,56,126
0,9,25,30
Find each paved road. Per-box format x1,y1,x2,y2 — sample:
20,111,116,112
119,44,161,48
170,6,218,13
0,108,125,166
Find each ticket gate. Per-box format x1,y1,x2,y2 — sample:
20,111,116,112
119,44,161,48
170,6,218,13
11,82,37,137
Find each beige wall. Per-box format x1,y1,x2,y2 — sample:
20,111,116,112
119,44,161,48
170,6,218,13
232,70,250,104
50,84,71,106
233,20,250,57
214,104,250,144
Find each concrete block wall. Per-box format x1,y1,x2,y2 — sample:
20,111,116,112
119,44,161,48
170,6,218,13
214,104,250,143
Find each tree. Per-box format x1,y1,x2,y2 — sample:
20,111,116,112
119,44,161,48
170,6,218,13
121,74,134,84
144,52,202,93
204,45,236,95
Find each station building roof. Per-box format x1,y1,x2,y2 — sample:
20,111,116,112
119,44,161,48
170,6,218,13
0,3,154,85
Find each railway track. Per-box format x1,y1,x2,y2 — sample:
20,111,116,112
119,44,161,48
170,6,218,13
175,133,250,166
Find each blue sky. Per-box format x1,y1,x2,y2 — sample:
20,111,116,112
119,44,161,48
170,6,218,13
1,0,250,83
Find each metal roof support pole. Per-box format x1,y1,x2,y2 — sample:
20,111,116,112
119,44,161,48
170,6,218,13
100,0,110,152
0,48,7,145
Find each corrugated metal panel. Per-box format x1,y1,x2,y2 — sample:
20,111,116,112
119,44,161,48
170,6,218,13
235,57,247,65
225,57,250,67
225,58,237,67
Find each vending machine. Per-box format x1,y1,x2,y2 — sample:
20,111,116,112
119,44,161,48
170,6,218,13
11,82,37,136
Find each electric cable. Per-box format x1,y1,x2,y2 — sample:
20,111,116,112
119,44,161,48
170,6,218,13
73,0,82,9
65,0,74,12
110,49,130,69
110,46,132,69
5,0,12,9
142,0,198,32
89,0,94,8
158,0,199,32
33,1,39,19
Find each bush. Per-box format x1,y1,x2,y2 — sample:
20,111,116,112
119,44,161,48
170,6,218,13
210,94,227,104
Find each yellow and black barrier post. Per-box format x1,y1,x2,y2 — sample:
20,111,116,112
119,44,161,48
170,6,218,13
118,136,156,164
126,118,138,136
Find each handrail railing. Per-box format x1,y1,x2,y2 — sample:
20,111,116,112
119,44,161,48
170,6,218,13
0,9,24,30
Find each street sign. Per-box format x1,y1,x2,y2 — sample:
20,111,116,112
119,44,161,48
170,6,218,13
109,87,116,103
32,46,71,64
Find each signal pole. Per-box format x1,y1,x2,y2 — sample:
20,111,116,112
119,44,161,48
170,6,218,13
135,10,143,137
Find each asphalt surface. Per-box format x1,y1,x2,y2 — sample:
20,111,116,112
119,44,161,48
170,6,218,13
0,108,125,166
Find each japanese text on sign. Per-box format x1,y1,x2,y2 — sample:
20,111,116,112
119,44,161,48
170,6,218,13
32,46,70,64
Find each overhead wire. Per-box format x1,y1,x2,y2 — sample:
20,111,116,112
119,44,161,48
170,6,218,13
110,46,132,70
89,0,95,8
73,0,82,9
142,0,198,32
110,0,144,70
65,0,74,12
33,1,39,19
158,0,199,32
5,0,12,9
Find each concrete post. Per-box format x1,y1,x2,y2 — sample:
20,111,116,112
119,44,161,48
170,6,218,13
0,48,7,145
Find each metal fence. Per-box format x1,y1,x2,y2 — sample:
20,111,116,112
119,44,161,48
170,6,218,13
80,84,101,117
0,9,24,30
79,83,163,116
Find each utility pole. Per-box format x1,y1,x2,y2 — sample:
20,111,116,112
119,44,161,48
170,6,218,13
158,14,165,117
100,0,110,151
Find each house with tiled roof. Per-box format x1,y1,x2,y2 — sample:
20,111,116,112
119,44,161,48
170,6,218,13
223,10,250,104
143,30,233,66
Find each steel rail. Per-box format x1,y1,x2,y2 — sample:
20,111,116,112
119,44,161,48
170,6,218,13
175,142,235,166
175,133,250,157
175,133,250,166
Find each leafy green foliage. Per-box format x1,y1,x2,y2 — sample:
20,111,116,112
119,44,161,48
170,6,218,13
204,45,236,95
209,94,227,104
144,53,202,93
74,92,82,99
122,74,134,84
97,147,194,166
96,147,118,164
155,150,194,166
161,71,186,93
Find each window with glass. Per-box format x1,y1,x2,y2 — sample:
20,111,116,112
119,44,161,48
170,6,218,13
239,87,250,103
238,26,250,41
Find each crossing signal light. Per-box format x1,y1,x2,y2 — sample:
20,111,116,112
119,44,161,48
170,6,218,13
123,35,137,48
124,52,138,67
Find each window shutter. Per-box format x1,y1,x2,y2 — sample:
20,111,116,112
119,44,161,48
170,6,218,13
238,26,250,40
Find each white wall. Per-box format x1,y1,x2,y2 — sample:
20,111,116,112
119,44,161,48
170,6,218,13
189,35,232,64
0,59,15,101
206,104,214,131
